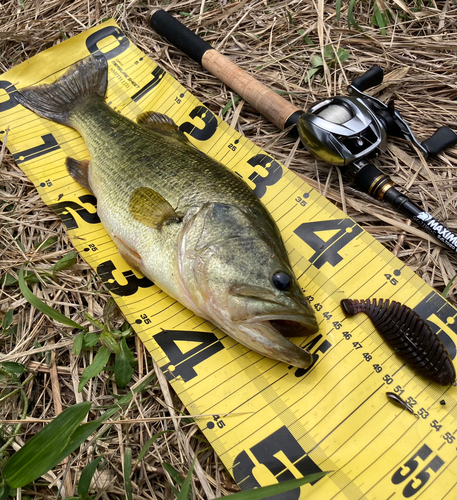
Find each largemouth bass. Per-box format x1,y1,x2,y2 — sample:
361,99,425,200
16,56,319,368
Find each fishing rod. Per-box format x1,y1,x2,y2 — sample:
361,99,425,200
149,10,457,255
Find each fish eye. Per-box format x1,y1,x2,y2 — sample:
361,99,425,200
272,272,292,291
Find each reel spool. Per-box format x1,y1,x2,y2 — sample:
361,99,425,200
297,96,387,166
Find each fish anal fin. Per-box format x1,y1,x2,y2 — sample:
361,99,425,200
66,157,92,192
137,111,189,143
113,235,143,270
129,187,181,230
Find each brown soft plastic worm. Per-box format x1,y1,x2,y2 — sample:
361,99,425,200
341,298,456,386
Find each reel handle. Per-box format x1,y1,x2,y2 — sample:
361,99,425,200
350,65,384,92
421,126,457,157
149,10,303,130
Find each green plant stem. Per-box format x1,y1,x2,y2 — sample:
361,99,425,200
0,374,34,404
0,388,29,455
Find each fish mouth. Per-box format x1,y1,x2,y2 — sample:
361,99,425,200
247,312,319,338
228,314,319,369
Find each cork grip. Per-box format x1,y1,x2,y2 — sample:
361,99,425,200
201,50,301,130
150,10,302,130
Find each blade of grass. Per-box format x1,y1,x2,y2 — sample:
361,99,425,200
213,472,330,500
124,447,133,500
78,346,111,392
348,0,362,30
3,402,91,488
336,0,342,21
77,456,104,499
18,266,83,329
177,459,195,500
137,430,172,462
442,274,457,298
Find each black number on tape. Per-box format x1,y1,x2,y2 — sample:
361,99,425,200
233,426,323,498
180,106,218,141
86,26,129,60
97,260,153,296
246,154,283,199
0,80,18,112
294,219,363,269
154,330,224,382
131,66,166,102
13,134,60,164
413,292,457,360
392,444,444,497
49,195,100,230
292,334,331,377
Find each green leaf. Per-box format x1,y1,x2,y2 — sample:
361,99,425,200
304,67,320,83
78,346,111,392
73,332,85,356
372,4,387,35
137,431,172,462
83,333,100,348
100,329,120,354
163,462,184,486
2,310,14,330
286,10,294,26
18,266,83,329
0,273,17,287
221,96,241,117
304,35,314,46
348,0,362,31
177,459,195,500
124,447,133,500
78,456,104,499
0,362,25,375
337,47,350,63
3,402,91,488
34,236,58,251
163,462,182,497
52,251,77,273
213,472,330,500
0,484,11,500
114,338,134,389
336,0,342,21
310,55,323,68
324,45,333,60
442,274,457,298
59,419,103,459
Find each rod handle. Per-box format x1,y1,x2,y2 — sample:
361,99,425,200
149,10,302,130
150,10,212,63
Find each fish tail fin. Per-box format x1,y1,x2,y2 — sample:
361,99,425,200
15,56,108,127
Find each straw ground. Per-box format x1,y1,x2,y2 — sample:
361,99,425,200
0,1,456,498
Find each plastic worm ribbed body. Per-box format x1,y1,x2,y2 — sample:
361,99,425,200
341,298,456,386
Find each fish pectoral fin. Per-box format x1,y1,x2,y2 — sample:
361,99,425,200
66,157,92,192
137,111,190,144
129,187,182,230
113,235,143,269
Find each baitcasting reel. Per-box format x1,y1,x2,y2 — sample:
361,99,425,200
296,65,457,200
296,66,457,253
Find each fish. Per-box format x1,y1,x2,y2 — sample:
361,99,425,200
15,56,319,368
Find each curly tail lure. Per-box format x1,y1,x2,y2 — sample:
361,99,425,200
341,298,456,386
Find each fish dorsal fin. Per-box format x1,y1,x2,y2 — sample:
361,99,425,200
128,187,181,230
66,157,92,192
137,111,188,140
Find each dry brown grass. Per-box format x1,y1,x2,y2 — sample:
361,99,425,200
0,0,456,498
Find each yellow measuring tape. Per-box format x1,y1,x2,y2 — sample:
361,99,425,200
1,19,455,500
